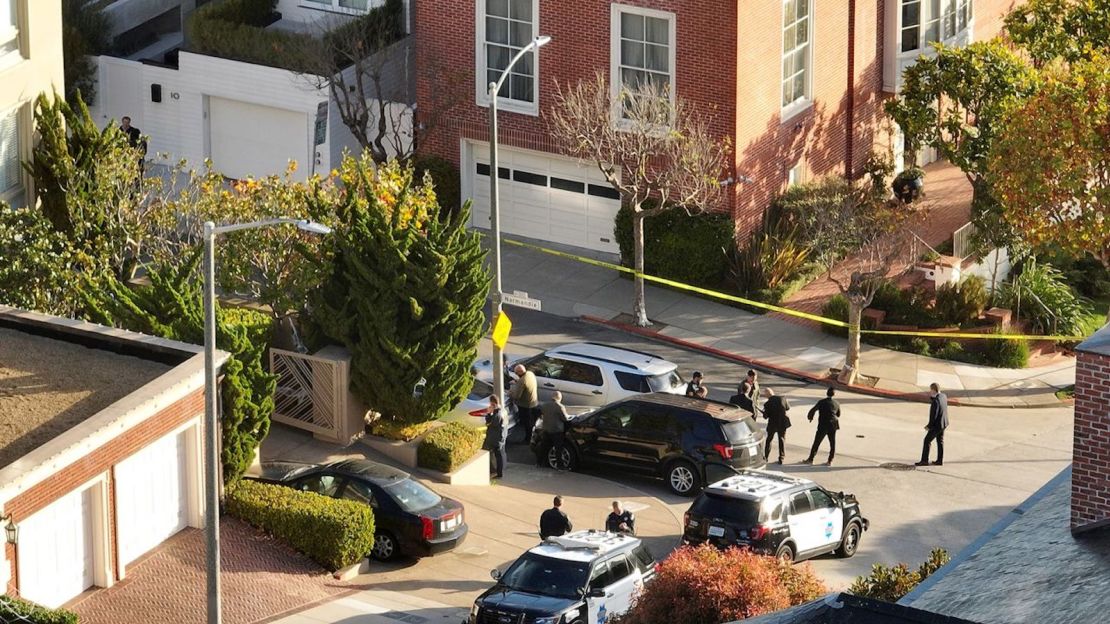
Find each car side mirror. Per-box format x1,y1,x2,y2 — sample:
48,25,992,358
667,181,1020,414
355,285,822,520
490,568,502,581
587,587,606,598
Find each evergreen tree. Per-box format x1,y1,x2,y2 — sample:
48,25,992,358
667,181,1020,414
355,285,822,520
309,156,488,424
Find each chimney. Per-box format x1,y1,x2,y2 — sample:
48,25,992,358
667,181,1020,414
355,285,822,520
1072,323,1110,535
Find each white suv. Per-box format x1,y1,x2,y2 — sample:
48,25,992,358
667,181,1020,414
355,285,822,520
476,343,685,406
471,530,656,624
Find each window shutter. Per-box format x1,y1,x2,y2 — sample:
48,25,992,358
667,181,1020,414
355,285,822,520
0,107,20,195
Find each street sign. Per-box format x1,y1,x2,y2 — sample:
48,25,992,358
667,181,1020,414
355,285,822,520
502,292,542,311
491,311,512,349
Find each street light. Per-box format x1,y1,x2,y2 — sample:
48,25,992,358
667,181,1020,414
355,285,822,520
488,35,551,406
202,217,331,624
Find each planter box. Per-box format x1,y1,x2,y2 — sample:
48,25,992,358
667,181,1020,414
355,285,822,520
424,449,490,487
360,434,421,469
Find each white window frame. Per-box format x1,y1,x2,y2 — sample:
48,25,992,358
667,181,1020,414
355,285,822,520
0,103,23,207
474,0,541,116
299,0,385,16
781,0,814,122
609,4,677,125
1,0,21,69
900,0,972,54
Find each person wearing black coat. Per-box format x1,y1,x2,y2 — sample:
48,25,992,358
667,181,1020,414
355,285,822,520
761,388,791,465
803,387,841,466
482,395,508,478
539,495,573,539
916,383,949,466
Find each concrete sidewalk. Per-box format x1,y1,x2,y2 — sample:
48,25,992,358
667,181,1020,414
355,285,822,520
489,236,1075,408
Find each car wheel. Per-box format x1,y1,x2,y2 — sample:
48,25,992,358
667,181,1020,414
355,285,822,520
371,531,400,561
548,444,578,471
776,542,795,563
666,460,701,496
837,522,862,558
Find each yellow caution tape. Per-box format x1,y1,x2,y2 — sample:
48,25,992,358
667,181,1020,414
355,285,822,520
498,237,1088,342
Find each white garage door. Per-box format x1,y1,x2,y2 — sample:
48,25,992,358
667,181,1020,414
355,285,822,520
209,96,309,181
468,145,622,253
115,428,189,568
19,487,95,608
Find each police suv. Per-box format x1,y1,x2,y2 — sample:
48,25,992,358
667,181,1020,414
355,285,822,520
682,470,868,562
469,530,656,624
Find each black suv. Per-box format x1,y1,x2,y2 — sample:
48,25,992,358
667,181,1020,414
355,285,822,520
533,393,767,495
682,470,868,563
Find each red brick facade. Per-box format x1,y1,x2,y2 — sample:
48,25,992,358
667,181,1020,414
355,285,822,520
5,389,204,593
1072,342,1110,534
413,0,1019,242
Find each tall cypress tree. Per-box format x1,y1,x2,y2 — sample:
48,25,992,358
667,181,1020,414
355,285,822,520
309,156,488,424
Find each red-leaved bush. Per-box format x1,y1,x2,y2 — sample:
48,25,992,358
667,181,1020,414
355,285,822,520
613,544,826,624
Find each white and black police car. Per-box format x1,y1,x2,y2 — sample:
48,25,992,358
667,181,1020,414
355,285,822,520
469,530,656,624
682,470,868,562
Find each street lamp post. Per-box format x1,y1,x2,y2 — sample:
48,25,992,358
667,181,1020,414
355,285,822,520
202,217,331,624
488,35,551,404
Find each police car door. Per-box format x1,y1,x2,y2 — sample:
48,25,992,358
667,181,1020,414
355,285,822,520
807,487,843,551
586,554,641,624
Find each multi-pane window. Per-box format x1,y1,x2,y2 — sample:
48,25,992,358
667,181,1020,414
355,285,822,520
782,0,811,109
304,0,371,11
902,0,971,53
957,0,972,31
485,0,536,103
0,106,20,201
1,0,18,60
617,11,671,97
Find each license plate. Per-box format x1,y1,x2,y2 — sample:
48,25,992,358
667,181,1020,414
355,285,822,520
442,516,457,531
708,525,725,537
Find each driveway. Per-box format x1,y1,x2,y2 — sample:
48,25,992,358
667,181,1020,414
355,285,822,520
70,518,348,624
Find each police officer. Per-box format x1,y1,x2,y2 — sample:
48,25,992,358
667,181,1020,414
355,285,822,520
802,387,841,466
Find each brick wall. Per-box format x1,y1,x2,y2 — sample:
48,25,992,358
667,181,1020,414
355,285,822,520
1071,333,1110,535
5,389,204,591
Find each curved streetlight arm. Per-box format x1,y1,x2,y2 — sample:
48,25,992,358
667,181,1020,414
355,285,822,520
210,217,331,237
488,36,552,98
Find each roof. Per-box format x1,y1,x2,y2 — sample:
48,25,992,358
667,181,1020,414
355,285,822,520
547,342,676,375
529,530,639,563
704,470,813,500
0,325,170,470
1077,322,1110,357
326,458,411,484
737,593,982,624
904,467,1110,624
623,392,749,420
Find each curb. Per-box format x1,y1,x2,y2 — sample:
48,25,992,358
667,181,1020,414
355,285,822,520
580,315,1066,410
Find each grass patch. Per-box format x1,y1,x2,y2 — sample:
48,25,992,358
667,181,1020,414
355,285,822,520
1056,386,1075,400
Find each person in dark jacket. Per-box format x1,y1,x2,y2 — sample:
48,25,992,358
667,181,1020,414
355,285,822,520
762,388,791,464
734,369,760,416
685,371,705,397
605,500,635,535
802,387,841,466
916,383,949,466
482,394,508,478
539,495,573,539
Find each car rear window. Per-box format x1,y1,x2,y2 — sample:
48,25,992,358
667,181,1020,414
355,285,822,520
719,416,758,441
614,370,683,393
646,370,682,392
689,493,761,525
383,478,442,512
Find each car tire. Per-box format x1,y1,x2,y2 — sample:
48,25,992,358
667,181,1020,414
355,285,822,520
666,460,701,496
371,531,400,561
837,522,862,558
548,443,579,471
776,542,795,563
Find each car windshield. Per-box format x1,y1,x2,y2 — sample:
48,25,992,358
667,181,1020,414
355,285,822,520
720,416,758,441
690,493,761,525
383,479,442,512
499,553,590,599
646,370,683,392
468,378,494,401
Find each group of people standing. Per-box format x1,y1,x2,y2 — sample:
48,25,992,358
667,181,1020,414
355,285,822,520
480,362,573,480
538,496,636,540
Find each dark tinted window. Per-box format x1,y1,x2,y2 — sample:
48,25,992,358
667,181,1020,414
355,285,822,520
614,371,649,392
606,555,633,584
474,163,509,179
588,184,621,199
383,478,442,512
767,498,786,522
689,493,760,525
590,560,615,588
551,177,585,193
720,416,758,441
513,170,548,186
809,488,834,510
526,356,564,379
558,360,603,386
632,545,655,571
597,405,634,430
342,480,377,506
680,413,724,442
628,407,672,434
295,473,341,497
502,553,590,599
791,492,814,514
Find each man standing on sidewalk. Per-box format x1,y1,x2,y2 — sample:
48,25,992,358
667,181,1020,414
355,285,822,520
510,364,540,443
539,495,573,539
802,387,841,466
537,391,570,468
916,383,949,467
762,388,791,465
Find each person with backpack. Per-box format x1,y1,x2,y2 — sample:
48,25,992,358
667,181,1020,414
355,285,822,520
802,387,841,466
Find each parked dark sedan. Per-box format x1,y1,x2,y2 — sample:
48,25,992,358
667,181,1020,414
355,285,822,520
248,459,467,561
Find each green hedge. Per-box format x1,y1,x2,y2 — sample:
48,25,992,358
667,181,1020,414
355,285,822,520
614,204,734,287
821,295,849,337
413,155,461,217
226,479,375,571
418,421,483,473
0,595,78,624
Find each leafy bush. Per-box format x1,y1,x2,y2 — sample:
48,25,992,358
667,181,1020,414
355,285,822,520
981,330,1029,368
413,155,461,217
998,258,1089,336
1037,248,1110,300
369,418,436,442
934,275,989,326
849,548,949,603
768,177,856,257
0,595,78,624
614,544,825,624
935,341,966,362
822,295,850,337
418,422,484,473
226,479,375,571
614,204,735,287
909,337,931,355
729,226,811,295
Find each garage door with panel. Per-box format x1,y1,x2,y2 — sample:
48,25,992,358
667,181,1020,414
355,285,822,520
209,96,309,181
468,144,621,253
115,428,189,568
18,487,95,608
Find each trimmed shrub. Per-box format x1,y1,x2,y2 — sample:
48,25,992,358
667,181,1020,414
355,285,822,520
614,544,825,624
981,331,1029,368
934,276,988,326
849,548,949,603
614,204,734,287
0,595,78,624
822,295,850,337
413,155,461,217
369,418,436,442
418,421,483,473
226,479,375,571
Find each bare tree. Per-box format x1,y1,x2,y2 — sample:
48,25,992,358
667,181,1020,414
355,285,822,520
549,73,731,326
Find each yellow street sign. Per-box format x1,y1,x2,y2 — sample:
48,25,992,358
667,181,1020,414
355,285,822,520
492,310,512,349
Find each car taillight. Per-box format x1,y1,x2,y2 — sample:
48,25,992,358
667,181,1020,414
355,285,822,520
749,524,771,540
683,511,691,526
420,516,434,539
712,443,733,460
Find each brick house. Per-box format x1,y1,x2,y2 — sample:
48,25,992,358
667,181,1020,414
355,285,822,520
0,307,225,609
413,0,1015,253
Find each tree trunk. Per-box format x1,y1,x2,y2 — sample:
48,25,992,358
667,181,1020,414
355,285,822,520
632,211,650,327
839,300,863,385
